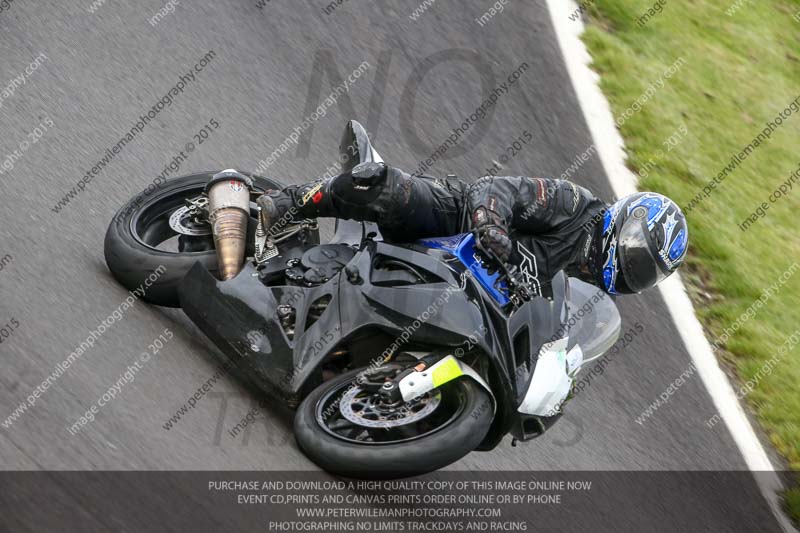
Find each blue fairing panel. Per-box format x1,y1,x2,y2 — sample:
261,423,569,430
416,234,466,253
417,233,510,306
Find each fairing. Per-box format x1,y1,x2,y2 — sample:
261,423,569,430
178,231,620,447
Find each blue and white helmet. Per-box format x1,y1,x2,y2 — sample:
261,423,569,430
591,192,688,294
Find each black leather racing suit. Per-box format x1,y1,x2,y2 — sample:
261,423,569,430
260,167,607,297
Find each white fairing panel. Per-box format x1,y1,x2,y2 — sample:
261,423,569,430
518,337,573,417
566,345,584,375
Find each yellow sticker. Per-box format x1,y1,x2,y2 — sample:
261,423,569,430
431,357,463,387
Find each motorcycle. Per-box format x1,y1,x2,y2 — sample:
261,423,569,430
104,120,621,478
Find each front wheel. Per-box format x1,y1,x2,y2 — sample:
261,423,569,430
294,366,494,479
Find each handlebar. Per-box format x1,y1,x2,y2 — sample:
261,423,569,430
471,230,533,305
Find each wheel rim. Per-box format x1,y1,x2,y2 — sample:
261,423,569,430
129,182,265,254
315,369,467,445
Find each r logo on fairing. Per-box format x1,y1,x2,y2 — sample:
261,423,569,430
516,242,542,296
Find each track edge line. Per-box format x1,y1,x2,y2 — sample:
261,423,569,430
544,1,795,531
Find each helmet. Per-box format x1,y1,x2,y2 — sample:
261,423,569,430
591,192,688,294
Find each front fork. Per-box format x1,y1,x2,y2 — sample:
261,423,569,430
379,354,496,415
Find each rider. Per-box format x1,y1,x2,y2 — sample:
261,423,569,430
256,162,689,297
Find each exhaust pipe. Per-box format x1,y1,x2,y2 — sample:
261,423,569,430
205,169,253,280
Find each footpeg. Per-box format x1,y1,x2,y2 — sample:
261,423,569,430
254,221,279,264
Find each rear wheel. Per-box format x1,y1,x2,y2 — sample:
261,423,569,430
294,365,494,479
103,172,286,307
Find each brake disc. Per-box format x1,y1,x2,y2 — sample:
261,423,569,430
339,386,441,428
169,206,212,236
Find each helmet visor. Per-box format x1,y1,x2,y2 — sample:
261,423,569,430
617,217,669,293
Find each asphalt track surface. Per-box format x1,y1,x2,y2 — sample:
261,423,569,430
0,1,788,531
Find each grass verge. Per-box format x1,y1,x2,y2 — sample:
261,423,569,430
579,0,800,520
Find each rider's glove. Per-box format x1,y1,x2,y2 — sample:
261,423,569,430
472,207,512,267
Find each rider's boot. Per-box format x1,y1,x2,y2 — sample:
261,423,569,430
256,179,335,237
256,162,390,236
257,162,463,240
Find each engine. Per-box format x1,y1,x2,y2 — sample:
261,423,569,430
284,244,356,287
